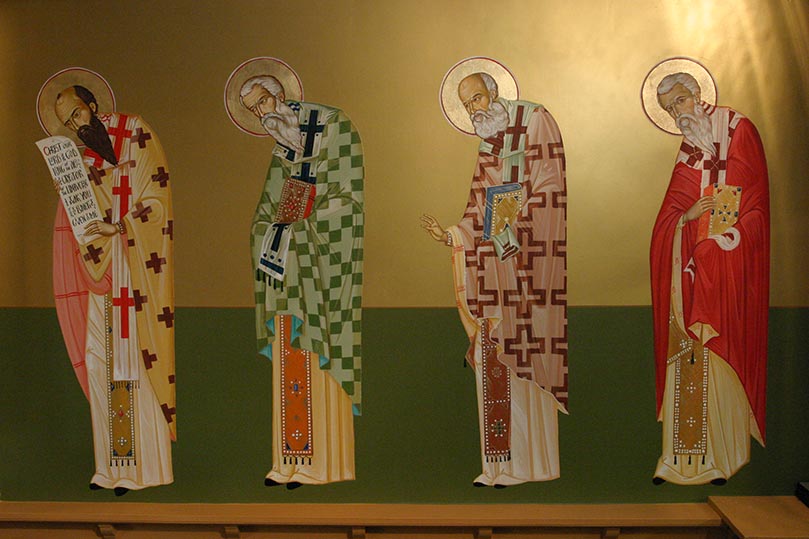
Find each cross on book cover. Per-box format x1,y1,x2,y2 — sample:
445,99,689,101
698,183,742,241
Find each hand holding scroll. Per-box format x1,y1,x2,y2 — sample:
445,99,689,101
84,220,118,238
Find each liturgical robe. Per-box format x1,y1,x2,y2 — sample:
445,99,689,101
448,98,568,485
53,112,175,490
650,105,769,484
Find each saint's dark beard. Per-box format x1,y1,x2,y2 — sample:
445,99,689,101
77,114,118,166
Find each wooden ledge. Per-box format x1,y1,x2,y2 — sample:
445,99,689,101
708,496,809,538
0,502,722,528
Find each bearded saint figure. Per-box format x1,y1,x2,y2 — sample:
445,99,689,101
227,58,364,487
41,70,176,495
649,67,770,485
422,61,568,486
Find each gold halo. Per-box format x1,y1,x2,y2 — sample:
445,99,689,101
224,57,304,137
641,57,717,135
439,56,519,136
36,67,116,145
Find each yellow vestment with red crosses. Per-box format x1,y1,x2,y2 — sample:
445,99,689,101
53,112,176,441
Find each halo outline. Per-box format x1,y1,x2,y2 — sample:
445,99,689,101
641,56,717,135
439,56,519,136
36,67,116,145
224,56,304,137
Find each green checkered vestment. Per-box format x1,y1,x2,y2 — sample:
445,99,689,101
251,102,364,415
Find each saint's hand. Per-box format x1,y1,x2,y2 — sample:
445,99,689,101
685,196,715,222
420,214,447,243
84,220,119,238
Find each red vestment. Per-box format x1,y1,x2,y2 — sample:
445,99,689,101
650,108,769,442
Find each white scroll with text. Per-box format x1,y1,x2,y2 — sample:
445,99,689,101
36,135,101,245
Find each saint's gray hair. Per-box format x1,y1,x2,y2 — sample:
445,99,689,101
657,72,700,97
478,72,498,95
239,75,284,99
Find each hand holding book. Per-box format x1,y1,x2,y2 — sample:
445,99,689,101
697,183,742,242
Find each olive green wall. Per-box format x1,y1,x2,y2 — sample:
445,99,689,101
1,307,807,502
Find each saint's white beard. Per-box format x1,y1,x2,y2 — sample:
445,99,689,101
471,101,509,140
677,102,715,156
261,101,304,152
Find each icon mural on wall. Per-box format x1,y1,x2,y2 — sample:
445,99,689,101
36,67,176,495
421,57,568,486
643,57,770,485
224,57,364,487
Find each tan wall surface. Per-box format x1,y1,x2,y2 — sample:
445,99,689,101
1,0,807,307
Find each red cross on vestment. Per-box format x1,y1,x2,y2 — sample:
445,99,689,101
548,142,565,163
151,167,169,188
703,143,726,183
131,127,152,149
145,252,166,273
141,348,157,369
503,322,546,370
678,141,704,167
84,148,105,169
112,174,132,217
157,306,174,328
132,202,152,222
84,244,103,264
112,286,135,339
106,114,132,162
510,166,520,183
161,403,176,424
506,106,528,152
132,289,148,311
88,166,106,186
162,220,174,240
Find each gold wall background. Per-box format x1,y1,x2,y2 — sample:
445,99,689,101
1,0,806,308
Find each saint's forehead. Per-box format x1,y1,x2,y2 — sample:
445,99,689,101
658,83,694,104
243,84,271,103
458,75,487,97
55,89,84,117
55,87,81,106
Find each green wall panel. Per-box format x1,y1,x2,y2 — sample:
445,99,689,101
1,307,806,503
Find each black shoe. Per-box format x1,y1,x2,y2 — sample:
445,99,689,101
652,477,666,485
493,484,508,489
710,478,727,486
264,478,281,487
114,487,129,497
286,481,303,490
473,481,487,488
89,483,103,491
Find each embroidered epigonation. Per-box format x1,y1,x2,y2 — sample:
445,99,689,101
279,315,314,464
481,319,511,462
673,343,709,457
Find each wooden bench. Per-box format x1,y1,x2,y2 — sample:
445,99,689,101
709,496,809,539
0,502,726,538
